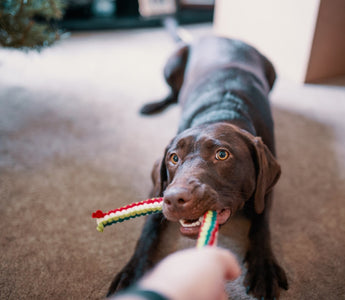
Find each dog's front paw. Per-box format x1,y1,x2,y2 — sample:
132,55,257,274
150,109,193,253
107,265,138,297
244,251,288,299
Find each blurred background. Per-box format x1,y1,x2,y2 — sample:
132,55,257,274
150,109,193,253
1,1,345,299
0,0,214,47
61,0,214,30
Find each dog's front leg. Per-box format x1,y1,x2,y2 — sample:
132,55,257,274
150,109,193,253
107,212,167,297
244,193,288,299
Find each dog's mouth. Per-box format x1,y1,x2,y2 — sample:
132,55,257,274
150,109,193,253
178,208,231,237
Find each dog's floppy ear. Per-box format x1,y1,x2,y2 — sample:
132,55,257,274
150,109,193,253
149,151,168,197
251,137,281,214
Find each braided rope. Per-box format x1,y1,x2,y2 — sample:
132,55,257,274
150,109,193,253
196,210,219,248
92,198,163,232
92,198,219,247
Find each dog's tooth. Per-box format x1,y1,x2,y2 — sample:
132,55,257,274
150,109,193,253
179,219,201,228
192,220,201,227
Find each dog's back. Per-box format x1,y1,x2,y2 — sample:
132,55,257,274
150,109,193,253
180,36,275,92
177,37,277,151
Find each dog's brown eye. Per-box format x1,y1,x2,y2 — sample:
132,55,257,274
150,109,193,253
170,153,179,164
216,149,229,161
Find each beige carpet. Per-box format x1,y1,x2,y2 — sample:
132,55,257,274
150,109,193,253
0,24,344,299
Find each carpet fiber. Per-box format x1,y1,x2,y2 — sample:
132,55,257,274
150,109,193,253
0,24,344,299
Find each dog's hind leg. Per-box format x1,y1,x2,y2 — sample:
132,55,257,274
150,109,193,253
140,44,189,115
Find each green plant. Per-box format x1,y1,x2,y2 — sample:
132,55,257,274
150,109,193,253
0,0,65,49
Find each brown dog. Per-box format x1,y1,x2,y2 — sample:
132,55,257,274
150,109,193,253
108,36,288,299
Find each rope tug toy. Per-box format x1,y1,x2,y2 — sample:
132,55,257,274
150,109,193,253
92,198,219,247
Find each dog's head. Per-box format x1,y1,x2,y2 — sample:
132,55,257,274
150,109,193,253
150,123,280,238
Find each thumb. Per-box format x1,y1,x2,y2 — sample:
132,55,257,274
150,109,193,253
217,248,241,280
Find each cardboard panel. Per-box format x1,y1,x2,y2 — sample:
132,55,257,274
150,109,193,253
213,0,345,83
305,0,345,82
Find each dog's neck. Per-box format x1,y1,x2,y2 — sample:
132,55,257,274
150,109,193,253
177,67,262,135
178,91,256,134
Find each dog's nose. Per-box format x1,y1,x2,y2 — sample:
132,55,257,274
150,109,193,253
164,186,192,209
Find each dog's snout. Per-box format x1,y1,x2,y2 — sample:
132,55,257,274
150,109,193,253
164,187,192,209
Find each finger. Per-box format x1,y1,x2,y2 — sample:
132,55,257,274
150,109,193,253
220,289,229,300
215,248,241,280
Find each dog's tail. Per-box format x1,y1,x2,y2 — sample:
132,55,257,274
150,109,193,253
162,17,193,44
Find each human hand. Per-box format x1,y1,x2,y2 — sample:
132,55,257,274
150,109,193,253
138,247,241,300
